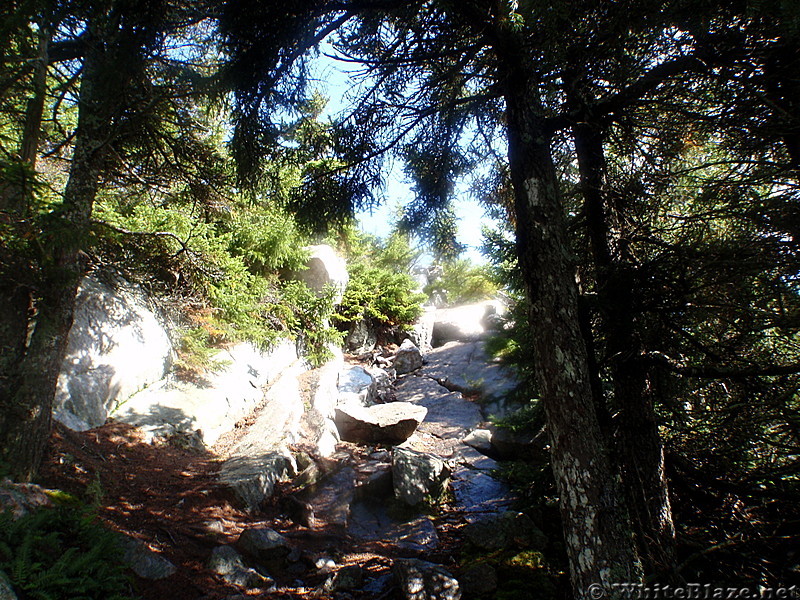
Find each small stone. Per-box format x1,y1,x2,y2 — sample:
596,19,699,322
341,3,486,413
235,527,291,565
393,558,461,600
315,557,337,573
462,429,493,455
331,564,364,591
119,536,177,580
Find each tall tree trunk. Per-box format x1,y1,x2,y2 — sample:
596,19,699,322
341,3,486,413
572,118,677,576
0,18,117,481
497,52,642,597
0,27,49,215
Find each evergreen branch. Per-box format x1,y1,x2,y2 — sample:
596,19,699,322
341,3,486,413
646,351,800,379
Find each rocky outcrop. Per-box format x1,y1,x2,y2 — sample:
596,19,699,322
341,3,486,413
218,360,305,510
334,402,427,445
392,447,451,506
430,300,505,347
55,275,174,431
295,244,349,304
113,340,298,447
393,558,461,600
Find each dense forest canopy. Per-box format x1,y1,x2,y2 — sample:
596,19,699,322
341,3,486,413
1,0,799,597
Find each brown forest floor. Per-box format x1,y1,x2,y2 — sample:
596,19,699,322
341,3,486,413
37,421,464,600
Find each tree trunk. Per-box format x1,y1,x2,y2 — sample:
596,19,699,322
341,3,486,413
0,19,116,481
0,27,49,215
572,119,677,577
498,54,642,597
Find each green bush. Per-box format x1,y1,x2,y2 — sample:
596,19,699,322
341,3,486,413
0,506,136,600
425,258,497,305
278,280,343,366
331,227,426,331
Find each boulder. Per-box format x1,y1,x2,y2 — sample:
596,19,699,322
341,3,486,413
393,558,461,600
344,319,378,354
295,244,349,305
335,403,427,445
463,511,546,552
208,545,274,589
329,565,364,591
219,453,294,511
0,480,55,519
338,365,377,407
431,301,505,347
55,275,173,431
118,536,177,580
392,447,451,506
235,527,292,567
393,339,423,375
462,429,493,456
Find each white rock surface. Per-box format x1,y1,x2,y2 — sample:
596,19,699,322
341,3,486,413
55,275,173,431
338,365,377,407
113,340,298,446
296,244,349,305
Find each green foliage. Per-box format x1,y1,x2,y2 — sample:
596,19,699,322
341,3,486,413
278,280,343,367
0,506,135,600
333,228,426,329
425,259,498,306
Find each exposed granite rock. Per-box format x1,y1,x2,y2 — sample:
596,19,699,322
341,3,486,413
393,339,423,375
119,536,176,580
393,558,461,600
392,447,451,506
55,275,173,431
335,402,427,445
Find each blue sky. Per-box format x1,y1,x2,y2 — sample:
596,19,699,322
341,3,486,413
311,45,494,264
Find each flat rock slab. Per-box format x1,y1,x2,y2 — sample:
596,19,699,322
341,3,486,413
335,402,427,445
114,341,298,446
423,341,517,406
348,500,439,554
219,362,305,509
395,377,483,446
297,466,357,527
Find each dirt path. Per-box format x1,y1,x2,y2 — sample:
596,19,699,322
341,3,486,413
38,361,467,600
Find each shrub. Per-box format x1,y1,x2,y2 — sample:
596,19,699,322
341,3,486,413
0,506,136,600
425,258,497,306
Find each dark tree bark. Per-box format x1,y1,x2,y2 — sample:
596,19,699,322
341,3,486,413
0,5,163,480
572,116,677,577
493,38,642,597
